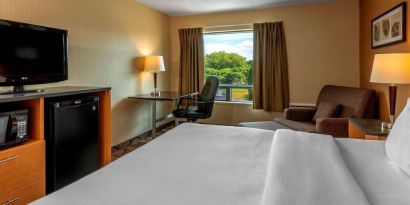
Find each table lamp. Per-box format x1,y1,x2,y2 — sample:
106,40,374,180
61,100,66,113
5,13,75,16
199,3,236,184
145,56,165,96
371,53,410,125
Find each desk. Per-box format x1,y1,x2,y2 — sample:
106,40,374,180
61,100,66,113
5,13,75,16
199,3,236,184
128,92,194,137
348,118,389,140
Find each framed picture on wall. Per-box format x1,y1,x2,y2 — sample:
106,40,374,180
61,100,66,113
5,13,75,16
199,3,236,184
372,2,406,49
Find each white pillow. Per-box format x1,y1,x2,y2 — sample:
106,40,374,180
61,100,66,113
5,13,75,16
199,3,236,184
386,98,410,176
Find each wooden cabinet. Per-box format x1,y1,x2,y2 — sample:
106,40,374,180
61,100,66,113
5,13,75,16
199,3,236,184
0,97,46,203
0,86,111,204
0,140,45,196
0,179,45,205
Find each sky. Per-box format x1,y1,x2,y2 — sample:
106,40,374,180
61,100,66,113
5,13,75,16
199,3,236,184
204,31,253,60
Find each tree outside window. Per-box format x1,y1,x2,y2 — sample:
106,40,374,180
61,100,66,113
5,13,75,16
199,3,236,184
204,31,253,102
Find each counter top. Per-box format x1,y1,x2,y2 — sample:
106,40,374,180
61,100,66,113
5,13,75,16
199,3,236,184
0,86,111,103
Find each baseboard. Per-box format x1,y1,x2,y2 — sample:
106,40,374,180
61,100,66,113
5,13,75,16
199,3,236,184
289,103,316,107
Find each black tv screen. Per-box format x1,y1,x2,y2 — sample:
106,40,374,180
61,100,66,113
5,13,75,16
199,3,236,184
0,19,68,86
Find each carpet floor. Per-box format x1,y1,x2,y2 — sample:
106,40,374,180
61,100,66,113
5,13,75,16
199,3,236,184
111,123,174,161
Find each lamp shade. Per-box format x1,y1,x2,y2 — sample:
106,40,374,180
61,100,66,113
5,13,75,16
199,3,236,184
371,53,410,84
144,56,165,73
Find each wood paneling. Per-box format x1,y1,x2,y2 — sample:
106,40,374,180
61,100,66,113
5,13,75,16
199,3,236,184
95,90,112,167
0,140,45,196
20,98,44,141
0,178,45,205
348,121,365,139
365,135,387,140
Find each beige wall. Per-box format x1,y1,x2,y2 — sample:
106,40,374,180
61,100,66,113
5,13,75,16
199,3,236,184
360,0,410,120
170,1,360,125
0,0,362,142
0,0,171,145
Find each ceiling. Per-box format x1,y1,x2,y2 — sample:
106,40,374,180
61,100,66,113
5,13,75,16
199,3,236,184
135,0,345,16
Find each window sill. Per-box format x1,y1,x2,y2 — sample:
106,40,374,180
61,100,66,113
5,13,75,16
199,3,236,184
215,101,253,106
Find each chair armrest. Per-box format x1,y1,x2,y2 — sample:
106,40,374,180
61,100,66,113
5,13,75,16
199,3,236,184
176,92,200,109
189,92,200,97
316,118,349,138
284,107,316,122
176,98,190,109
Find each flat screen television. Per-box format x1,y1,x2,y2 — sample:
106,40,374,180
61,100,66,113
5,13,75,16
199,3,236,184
0,19,68,94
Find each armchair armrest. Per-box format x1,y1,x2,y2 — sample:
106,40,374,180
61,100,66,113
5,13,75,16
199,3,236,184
316,118,349,138
284,107,316,122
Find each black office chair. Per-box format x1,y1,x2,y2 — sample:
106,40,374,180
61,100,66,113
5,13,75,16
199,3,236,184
173,76,220,123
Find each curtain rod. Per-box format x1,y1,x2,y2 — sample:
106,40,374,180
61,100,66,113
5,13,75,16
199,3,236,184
203,23,253,29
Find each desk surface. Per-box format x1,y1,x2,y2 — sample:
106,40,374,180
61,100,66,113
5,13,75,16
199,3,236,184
128,91,194,101
349,118,389,137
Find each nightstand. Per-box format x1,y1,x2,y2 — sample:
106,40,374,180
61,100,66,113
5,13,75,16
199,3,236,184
348,118,389,140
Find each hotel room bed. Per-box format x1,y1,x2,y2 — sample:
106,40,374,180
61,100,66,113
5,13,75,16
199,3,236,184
32,123,275,205
337,139,410,205
32,123,410,205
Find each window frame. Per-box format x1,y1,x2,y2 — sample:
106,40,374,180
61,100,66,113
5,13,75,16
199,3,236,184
203,29,254,103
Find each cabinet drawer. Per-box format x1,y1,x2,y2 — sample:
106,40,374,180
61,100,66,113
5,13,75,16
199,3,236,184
0,178,45,205
0,140,45,195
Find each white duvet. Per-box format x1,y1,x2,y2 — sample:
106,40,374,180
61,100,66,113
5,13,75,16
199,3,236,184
32,123,275,205
32,123,410,205
261,130,370,205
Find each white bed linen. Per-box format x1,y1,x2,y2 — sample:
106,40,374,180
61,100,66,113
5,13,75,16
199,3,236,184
337,138,410,205
31,123,275,205
385,98,410,175
261,130,370,205
32,124,410,205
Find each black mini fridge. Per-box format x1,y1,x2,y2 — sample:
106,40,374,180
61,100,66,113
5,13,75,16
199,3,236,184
46,96,100,193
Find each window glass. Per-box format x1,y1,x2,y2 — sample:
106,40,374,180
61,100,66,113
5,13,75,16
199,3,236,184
204,31,253,102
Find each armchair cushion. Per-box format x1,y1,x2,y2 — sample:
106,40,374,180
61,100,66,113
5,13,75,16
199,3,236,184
284,107,316,122
315,118,348,138
312,101,343,122
316,85,377,118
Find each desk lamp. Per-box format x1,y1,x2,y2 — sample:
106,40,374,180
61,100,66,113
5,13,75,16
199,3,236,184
145,56,165,96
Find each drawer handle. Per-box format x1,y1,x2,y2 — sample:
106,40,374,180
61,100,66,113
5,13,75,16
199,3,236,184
2,198,19,205
0,156,19,164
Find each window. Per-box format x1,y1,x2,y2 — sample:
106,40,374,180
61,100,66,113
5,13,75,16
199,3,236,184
204,30,253,102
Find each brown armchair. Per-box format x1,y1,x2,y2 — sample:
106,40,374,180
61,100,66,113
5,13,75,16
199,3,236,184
315,118,349,138
283,107,316,122
240,85,378,138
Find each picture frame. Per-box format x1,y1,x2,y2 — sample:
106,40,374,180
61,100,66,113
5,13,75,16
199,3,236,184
371,2,406,49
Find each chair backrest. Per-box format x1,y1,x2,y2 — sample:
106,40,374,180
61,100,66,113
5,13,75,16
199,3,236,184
198,76,220,116
199,76,220,102
316,85,378,118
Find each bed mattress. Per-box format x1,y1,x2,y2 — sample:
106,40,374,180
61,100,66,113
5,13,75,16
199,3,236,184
32,123,410,205
32,123,275,205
